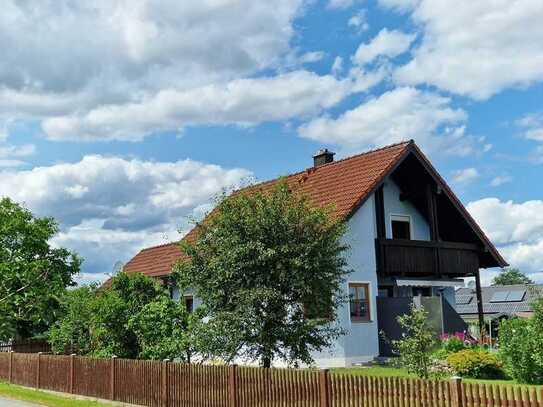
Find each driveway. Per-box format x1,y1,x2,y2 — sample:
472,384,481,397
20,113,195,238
0,399,40,407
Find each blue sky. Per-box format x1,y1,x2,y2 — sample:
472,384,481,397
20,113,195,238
0,0,542,284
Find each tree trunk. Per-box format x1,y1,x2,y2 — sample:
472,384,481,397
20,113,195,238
262,356,271,368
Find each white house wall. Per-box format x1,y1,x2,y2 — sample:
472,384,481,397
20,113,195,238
312,191,380,367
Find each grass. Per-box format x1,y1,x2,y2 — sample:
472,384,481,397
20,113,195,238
0,381,112,407
331,366,543,387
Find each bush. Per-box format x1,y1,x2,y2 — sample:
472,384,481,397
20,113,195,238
499,314,543,384
391,305,437,379
446,349,504,379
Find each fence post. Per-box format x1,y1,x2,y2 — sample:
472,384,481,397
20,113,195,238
319,369,331,407
8,351,13,384
36,352,42,389
110,356,117,401
450,376,463,407
228,364,238,407
69,354,76,394
162,359,170,407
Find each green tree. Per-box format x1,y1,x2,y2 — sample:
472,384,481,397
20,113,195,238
491,268,534,286
48,272,168,358
177,181,350,368
391,305,437,379
499,298,543,384
128,296,196,362
0,198,80,340
48,286,96,355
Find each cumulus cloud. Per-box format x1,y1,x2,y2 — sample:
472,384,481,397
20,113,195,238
353,29,416,65
467,198,543,278
451,168,479,185
0,1,314,140
298,87,484,156
0,155,252,280
42,71,355,141
393,0,543,99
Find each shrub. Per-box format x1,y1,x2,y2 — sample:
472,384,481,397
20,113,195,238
499,314,543,384
391,305,437,379
446,349,504,379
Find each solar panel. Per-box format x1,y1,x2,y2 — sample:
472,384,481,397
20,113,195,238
490,291,509,302
506,290,526,302
456,295,473,305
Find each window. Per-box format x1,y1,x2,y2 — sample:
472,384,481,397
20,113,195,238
349,283,371,322
391,215,411,240
184,295,194,313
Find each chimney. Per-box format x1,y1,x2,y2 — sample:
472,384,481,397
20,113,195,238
313,148,335,167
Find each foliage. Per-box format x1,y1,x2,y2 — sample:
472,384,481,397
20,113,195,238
390,305,437,379
48,286,96,355
447,348,504,379
0,198,81,341
176,181,350,367
48,272,171,359
491,268,534,286
498,299,543,384
128,295,196,362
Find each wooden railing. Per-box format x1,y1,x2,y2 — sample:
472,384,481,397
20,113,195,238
1,352,542,406
376,238,480,277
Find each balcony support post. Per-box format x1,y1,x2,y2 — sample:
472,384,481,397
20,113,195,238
474,269,485,340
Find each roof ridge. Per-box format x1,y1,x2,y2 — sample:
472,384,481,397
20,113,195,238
139,241,180,252
242,139,413,192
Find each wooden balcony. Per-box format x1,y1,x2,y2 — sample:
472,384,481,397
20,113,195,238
375,238,480,277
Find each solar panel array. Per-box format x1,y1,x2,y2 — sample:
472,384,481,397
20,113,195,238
489,290,526,303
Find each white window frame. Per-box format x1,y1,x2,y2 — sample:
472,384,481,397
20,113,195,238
390,214,413,240
347,281,374,324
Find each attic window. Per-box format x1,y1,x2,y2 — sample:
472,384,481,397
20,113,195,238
391,215,411,240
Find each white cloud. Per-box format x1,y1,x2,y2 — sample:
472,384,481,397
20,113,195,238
353,28,416,65
394,0,543,99
327,0,359,10
467,198,543,278
332,57,344,76
348,10,369,32
42,71,355,142
0,155,252,279
516,112,543,142
451,168,479,185
490,175,512,187
298,87,483,156
378,0,419,12
0,1,309,139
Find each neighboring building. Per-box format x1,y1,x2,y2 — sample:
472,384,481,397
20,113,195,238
455,284,543,341
123,140,507,367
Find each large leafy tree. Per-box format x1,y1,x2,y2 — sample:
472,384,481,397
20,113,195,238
0,198,80,340
491,268,534,286
177,181,350,367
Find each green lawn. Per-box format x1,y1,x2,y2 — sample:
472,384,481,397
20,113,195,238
331,366,543,387
0,382,112,407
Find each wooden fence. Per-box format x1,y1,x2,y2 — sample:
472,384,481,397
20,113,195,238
0,340,50,353
0,352,542,406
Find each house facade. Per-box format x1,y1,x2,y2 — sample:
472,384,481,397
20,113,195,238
123,141,507,367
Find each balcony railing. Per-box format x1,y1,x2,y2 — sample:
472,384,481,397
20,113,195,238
375,238,480,277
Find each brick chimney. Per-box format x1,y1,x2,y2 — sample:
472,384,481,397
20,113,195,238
313,148,335,167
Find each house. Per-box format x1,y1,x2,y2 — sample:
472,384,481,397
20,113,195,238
455,284,543,342
123,140,507,367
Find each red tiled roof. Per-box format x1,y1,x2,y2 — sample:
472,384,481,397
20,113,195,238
123,141,412,277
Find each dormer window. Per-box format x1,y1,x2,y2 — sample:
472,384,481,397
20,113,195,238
391,214,411,240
